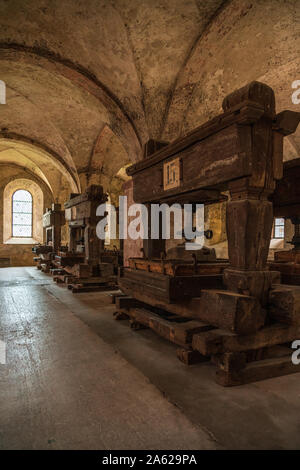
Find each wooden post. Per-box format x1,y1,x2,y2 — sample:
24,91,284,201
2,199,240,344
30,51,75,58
69,227,77,253
223,83,278,304
142,140,168,260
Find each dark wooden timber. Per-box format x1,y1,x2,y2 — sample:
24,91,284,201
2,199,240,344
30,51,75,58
32,203,65,272
117,82,300,385
270,158,300,285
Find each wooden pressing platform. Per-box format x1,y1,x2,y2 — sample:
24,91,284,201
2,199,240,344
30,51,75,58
128,257,228,276
120,260,227,304
68,276,118,293
51,269,118,293
111,294,300,386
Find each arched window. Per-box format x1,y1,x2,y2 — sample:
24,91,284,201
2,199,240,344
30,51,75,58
3,179,43,244
12,189,33,237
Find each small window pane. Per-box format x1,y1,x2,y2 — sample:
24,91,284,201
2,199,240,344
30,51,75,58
275,218,284,226
274,226,284,238
274,218,285,239
12,190,32,237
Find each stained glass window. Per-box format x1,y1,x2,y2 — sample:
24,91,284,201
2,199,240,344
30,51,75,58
274,218,285,239
12,190,33,237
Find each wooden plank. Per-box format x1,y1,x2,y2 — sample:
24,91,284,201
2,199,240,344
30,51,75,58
120,271,171,303
216,354,300,387
128,98,265,177
68,276,116,285
273,251,300,262
128,307,213,347
124,268,170,289
128,258,227,276
192,323,300,356
122,269,226,303
71,284,118,293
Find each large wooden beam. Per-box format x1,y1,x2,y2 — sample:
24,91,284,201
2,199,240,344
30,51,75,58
192,323,300,356
216,354,300,387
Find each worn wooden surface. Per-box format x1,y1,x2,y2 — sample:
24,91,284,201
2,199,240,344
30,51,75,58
269,284,300,324
121,267,224,303
216,354,300,387
128,258,228,276
192,323,300,356
270,158,300,285
119,277,265,334
273,158,300,215
125,307,213,348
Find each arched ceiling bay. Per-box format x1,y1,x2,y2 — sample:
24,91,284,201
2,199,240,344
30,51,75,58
162,0,300,159
0,0,299,201
0,138,77,196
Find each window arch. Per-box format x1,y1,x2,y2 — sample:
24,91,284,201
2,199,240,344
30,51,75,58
12,189,33,237
3,178,43,244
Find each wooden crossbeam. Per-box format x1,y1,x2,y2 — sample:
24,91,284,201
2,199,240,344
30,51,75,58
192,323,300,356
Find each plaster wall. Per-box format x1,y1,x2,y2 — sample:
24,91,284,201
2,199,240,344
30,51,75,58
0,166,52,266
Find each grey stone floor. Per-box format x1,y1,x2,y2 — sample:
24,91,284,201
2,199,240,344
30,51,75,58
0,267,299,450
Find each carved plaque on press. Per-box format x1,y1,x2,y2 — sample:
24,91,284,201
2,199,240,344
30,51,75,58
163,158,180,190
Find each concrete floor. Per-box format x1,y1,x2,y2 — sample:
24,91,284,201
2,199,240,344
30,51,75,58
0,267,300,450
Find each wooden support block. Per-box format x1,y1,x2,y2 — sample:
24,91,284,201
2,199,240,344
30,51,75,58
223,269,280,306
212,352,247,372
115,296,141,310
196,290,266,334
113,311,129,321
129,308,213,347
129,319,149,330
216,354,300,387
176,348,208,365
150,317,212,346
128,308,152,326
99,262,114,277
192,323,300,356
107,292,126,304
71,284,118,293
64,263,91,278
269,284,300,324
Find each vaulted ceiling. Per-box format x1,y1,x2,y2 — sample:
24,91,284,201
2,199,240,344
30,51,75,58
0,0,299,200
